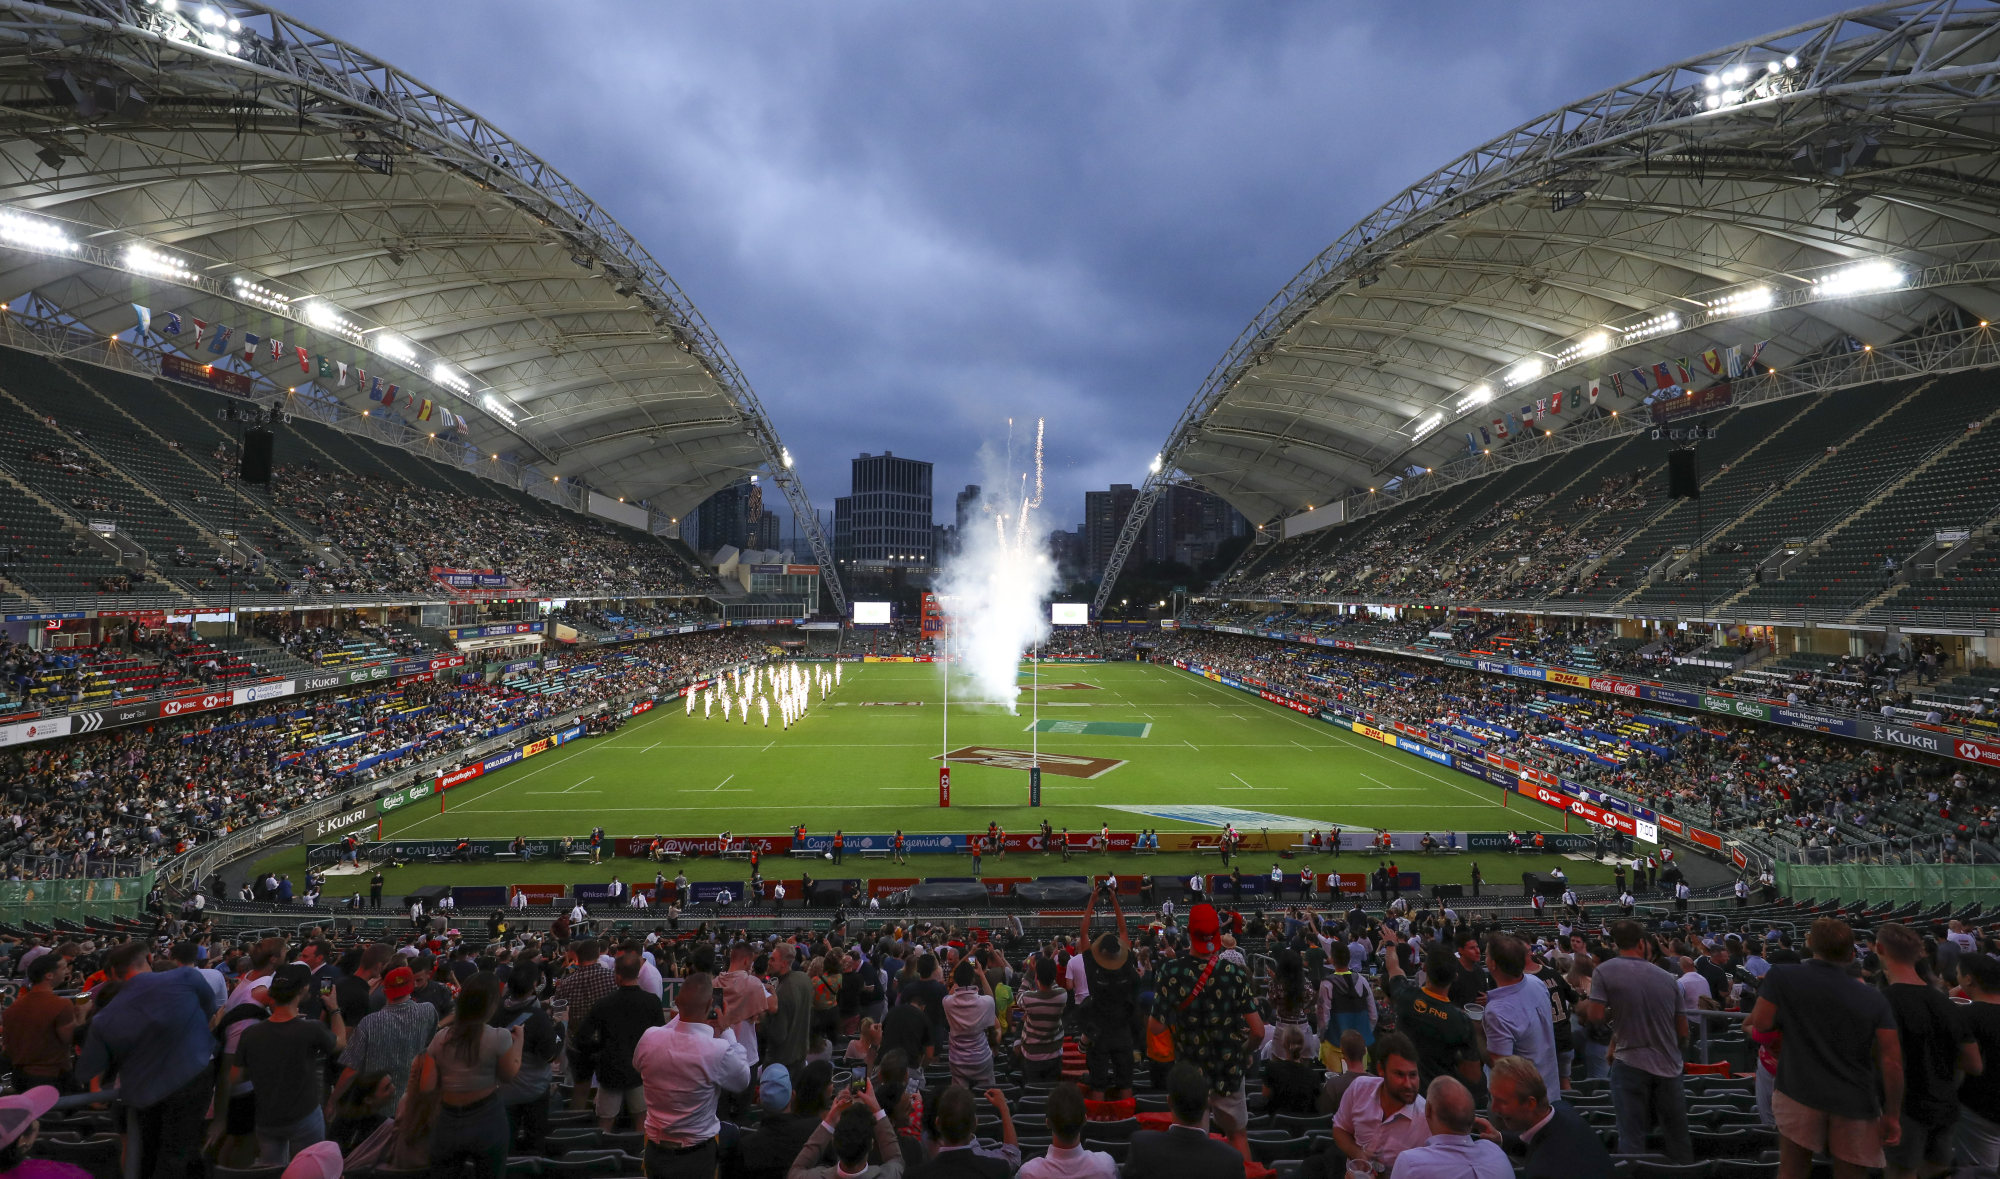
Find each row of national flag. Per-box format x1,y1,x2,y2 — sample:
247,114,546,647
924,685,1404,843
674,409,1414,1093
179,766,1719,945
1463,340,1769,456
131,304,470,434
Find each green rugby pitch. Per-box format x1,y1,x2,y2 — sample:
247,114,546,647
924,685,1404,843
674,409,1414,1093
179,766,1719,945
253,661,1611,894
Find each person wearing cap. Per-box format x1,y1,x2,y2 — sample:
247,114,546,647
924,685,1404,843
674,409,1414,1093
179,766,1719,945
0,1085,90,1179
738,1061,833,1179
1078,883,1139,1101
1148,902,1263,1140
329,964,437,1123
231,962,347,1164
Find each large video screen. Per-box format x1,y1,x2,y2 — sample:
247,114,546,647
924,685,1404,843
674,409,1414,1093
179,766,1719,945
1050,603,1089,626
853,601,892,625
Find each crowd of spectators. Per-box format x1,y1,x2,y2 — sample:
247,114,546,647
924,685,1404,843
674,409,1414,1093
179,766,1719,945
0,627,782,881
14,879,2000,1179
265,464,715,599
1153,629,2000,866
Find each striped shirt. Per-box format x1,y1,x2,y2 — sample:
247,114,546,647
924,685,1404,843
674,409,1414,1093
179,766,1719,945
1016,986,1069,1060
340,997,437,1106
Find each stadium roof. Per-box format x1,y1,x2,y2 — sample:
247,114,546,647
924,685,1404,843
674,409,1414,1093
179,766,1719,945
1098,0,2000,610
0,0,845,606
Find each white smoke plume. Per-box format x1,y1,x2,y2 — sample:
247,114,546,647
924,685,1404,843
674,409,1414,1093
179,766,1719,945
938,418,1056,713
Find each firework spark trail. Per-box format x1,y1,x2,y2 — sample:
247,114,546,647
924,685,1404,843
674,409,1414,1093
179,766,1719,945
940,417,1055,713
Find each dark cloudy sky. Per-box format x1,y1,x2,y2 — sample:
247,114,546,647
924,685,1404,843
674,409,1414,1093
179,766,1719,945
287,1,1832,535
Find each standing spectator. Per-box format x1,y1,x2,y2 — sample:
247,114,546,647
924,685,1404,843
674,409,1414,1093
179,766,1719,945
493,961,562,1153
421,974,525,1179
1578,921,1691,1163
1014,957,1068,1082
1482,1055,1613,1179
76,940,220,1179
1079,886,1139,1100
553,940,616,1108
3,955,76,1092
1385,1076,1511,1178
1952,953,2000,1176
769,945,815,1084
1747,917,1903,1179
633,972,752,1179
1877,923,1977,1179
1018,1082,1116,1179
1382,940,1484,1104
329,965,434,1122
576,952,667,1130
1125,1063,1246,1179
1330,1031,1430,1174
1480,935,1557,1099
233,964,346,1164
1149,904,1263,1140
942,960,999,1090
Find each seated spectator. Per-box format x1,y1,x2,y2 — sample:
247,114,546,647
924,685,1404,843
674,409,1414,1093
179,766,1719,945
1126,1063,1246,1179
1387,1076,1511,1178
1261,1025,1322,1115
1481,1055,1612,1179
1018,1082,1115,1179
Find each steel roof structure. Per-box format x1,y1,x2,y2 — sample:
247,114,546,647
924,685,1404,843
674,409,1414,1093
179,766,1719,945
1097,0,2000,615
0,0,847,611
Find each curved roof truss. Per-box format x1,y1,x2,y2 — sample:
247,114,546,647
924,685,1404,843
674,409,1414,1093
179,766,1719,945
0,0,846,610
1098,0,2000,614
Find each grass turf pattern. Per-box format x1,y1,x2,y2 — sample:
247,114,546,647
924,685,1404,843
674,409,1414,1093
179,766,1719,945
256,661,1612,892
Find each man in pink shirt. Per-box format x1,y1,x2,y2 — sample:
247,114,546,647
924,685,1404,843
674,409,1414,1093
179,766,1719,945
1332,1032,1430,1172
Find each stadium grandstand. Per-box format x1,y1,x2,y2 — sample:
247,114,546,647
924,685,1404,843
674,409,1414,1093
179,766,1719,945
2,5,2000,1179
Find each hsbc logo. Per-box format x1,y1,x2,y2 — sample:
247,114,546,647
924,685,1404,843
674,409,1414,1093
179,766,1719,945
162,693,229,717
1957,739,2000,766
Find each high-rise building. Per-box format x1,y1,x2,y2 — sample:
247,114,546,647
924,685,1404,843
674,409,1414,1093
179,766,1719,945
955,485,981,533
692,475,760,555
1082,483,1246,580
834,452,934,569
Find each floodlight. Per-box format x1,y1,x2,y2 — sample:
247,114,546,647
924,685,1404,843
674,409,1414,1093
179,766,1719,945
1814,260,1905,297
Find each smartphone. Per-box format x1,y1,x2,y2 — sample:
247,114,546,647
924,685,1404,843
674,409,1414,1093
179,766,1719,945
850,1077,868,1094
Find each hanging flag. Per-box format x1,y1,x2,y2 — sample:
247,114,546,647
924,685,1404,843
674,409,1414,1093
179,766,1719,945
357,369,368,391
1464,432,1479,457
296,346,309,373
190,319,207,347
210,325,232,354
317,356,333,380
1598,376,1612,402
1536,397,1548,416
1674,357,1692,385
163,312,182,336
1551,389,1564,414
1478,426,1491,445
1631,367,1651,392
1493,416,1508,438
241,332,260,364
1725,345,1743,378
131,304,151,338
383,384,398,407
1518,404,1534,425
1701,348,1723,376
1652,363,1675,390
419,399,434,421
1749,340,1770,369
1507,412,1523,436
336,361,349,386
368,377,383,402
270,337,282,362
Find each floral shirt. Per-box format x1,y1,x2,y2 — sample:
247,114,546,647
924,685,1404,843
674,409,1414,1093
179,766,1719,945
1150,953,1256,1097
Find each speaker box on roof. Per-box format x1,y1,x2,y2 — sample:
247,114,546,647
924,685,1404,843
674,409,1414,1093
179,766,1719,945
240,428,274,484
1668,448,1700,499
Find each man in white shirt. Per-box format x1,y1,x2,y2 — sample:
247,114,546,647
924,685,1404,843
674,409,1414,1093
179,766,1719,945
632,972,751,1174
1386,1076,1511,1178
1019,1082,1117,1179
1674,958,1712,1012
1064,948,1089,1003
510,891,529,912
569,901,588,929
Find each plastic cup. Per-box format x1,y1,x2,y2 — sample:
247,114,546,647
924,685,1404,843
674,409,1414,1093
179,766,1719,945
1464,1002,1486,1022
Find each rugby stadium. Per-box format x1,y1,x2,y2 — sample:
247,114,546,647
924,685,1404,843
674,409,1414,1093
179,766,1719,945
3,5,2000,1171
